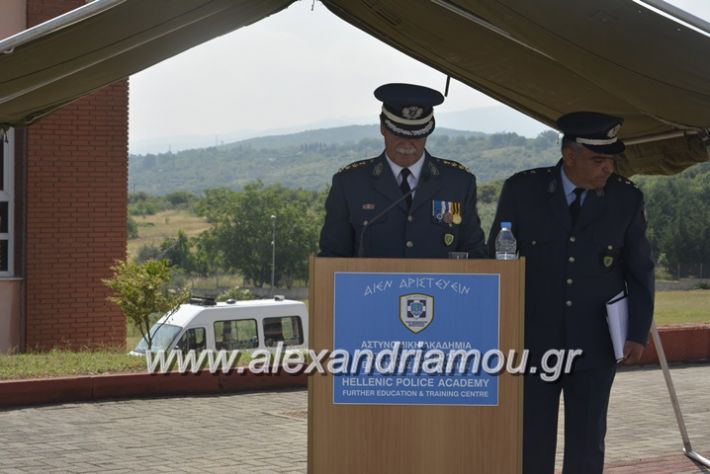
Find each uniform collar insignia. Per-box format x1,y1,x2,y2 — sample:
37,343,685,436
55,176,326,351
427,160,439,176
373,162,384,176
547,179,557,194
595,188,605,198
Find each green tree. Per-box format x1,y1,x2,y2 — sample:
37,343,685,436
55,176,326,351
192,230,224,277
103,259,189,350
194,188,240,223
201,182,323,287
160,230,195,272
638,163,710,275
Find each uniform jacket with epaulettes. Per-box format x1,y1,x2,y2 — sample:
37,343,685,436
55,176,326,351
319,151,487,258
487,161,655,370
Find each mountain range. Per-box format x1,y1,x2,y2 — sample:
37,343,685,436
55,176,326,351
128,124,560,195
129,105,553,155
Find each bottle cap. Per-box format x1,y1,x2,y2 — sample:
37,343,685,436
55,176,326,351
501,221,512,229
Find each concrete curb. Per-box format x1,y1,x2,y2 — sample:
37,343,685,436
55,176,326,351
638,323,710,365
0,370,307,408
0,324,706,409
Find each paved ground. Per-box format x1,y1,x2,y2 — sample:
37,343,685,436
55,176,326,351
0,363,708,473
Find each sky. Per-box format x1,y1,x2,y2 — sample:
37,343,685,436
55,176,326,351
128,0,710,154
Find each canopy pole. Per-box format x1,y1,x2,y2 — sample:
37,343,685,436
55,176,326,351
624,130,701,146
634,0,710,38
650,321,710,468
428,0,556,61
0,0,126,54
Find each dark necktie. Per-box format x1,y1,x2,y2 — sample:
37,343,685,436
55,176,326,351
400,168,412,208
569,188,584,226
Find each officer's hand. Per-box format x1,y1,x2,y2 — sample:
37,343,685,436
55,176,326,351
622,341,645,365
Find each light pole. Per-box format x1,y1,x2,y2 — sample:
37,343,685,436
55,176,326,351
270,214,276,295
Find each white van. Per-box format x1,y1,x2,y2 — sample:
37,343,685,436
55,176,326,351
130,296,308,355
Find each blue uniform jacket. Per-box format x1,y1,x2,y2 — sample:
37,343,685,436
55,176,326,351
488,162,655,369
319,151,487,258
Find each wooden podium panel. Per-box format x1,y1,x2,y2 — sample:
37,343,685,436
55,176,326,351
308,258,525,474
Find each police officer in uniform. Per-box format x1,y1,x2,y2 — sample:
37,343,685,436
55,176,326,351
318,83,487,258
488,112,655,473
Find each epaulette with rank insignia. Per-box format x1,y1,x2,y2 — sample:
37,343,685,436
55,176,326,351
435,158,470,173
337,158,376,173
615,175,640,190
516,166,553,177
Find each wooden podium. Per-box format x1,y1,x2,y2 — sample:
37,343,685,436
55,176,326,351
308,257,525,474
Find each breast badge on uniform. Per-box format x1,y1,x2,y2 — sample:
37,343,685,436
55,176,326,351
432,200,462,226
443,233,455,247
601,246,616,268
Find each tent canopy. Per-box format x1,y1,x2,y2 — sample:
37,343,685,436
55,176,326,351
0,0,293,126
1,0,708,175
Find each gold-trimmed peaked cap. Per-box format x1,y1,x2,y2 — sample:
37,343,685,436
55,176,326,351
557,111,625,155
375,83,444,139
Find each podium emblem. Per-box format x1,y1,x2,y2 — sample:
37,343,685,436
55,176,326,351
400,293,434,333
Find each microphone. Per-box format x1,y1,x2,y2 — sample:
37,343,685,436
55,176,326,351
357,174,429,258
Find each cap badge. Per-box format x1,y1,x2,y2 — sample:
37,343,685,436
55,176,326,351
607,124,621,138
402,106,424,120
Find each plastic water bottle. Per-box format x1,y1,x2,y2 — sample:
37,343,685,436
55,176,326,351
495,221,517,260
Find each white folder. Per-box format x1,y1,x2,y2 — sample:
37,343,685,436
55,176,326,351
606,290,628,363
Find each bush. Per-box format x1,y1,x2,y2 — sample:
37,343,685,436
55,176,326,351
127,216,139,239
136,244,161,263
218,287,255,301
164,191,196,208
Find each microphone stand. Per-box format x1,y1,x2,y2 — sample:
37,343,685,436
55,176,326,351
357,177,427,258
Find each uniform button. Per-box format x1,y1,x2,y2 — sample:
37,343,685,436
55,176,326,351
531,240,537,246
407,215,413,222
567,278,573,285
566,300,573,307
608,245,613,250
406,241,414,248
569,236,576,242
568,256,575,263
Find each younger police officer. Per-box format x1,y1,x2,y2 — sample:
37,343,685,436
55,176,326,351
488,112,654,473
318,83,487,258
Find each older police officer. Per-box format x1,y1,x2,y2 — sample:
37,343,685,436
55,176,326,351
488,112,654,473
318,83,486,258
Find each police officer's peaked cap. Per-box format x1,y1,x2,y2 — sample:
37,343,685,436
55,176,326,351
375,83,445,139
557,111,626,155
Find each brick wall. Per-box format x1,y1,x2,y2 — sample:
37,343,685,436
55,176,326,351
24,0,128,350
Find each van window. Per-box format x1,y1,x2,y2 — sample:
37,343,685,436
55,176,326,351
175,327,206,352
215,320,258,350
264,316,303,347
133,323,182,354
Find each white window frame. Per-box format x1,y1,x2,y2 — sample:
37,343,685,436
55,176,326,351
0,128,14,277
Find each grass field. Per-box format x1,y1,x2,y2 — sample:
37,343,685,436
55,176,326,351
127,209,212,261
653,289,710,325
0,290,706,380
0,350,145,380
